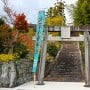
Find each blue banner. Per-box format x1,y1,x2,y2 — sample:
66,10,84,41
32,10,45,73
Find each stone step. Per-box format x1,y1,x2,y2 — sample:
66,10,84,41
45,42,83,82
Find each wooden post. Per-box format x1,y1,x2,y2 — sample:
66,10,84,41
34,73,36,88
37,28,48,85
84,31,90,87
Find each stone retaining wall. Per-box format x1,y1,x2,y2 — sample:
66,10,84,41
0,59,33,87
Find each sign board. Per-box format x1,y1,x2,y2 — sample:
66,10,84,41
32,10,45,73
61,26,70,38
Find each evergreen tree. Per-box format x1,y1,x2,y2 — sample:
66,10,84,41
73,0,90,25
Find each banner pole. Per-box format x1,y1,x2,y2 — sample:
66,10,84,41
34,73,36,88
32,10,45,86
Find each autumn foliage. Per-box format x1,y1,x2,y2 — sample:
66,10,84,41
20,34,34,52
12,31,34,52
14,13,28,32
46,1,65,26
0,23,12,48
0,11,34,54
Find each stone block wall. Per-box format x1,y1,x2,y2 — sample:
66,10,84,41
0,59,33,87
15,59,33,85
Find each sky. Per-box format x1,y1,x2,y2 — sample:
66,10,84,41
0,0,77,24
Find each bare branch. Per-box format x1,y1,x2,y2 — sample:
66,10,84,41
1,0,17,25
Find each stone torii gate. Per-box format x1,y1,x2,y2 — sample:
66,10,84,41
37,26,90,87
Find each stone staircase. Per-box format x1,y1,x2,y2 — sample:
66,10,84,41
45,42,83,82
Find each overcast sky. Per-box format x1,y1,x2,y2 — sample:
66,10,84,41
0,0,77,24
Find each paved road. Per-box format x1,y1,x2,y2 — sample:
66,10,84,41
0,81,90,90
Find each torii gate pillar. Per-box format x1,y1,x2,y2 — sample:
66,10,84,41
37,26,90,87
37,28,48,85
84,31,90,87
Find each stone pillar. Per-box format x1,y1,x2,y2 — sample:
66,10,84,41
84,31,90,87
37,29,48,85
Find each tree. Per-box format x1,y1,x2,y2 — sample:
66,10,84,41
0,12,29,54
19,33,34,52
14,13,28,33
73,0,90,26
0,0,16,25
46,1,66,26
47,42,61,57
0,18,5,53
0,18,5,25
46,16,65,26
13,41,29,58
0,0,32,55
0,22,14,53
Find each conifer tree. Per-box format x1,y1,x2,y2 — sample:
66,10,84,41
73,0,90,25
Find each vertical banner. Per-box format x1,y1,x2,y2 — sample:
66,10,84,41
32,10,45,73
